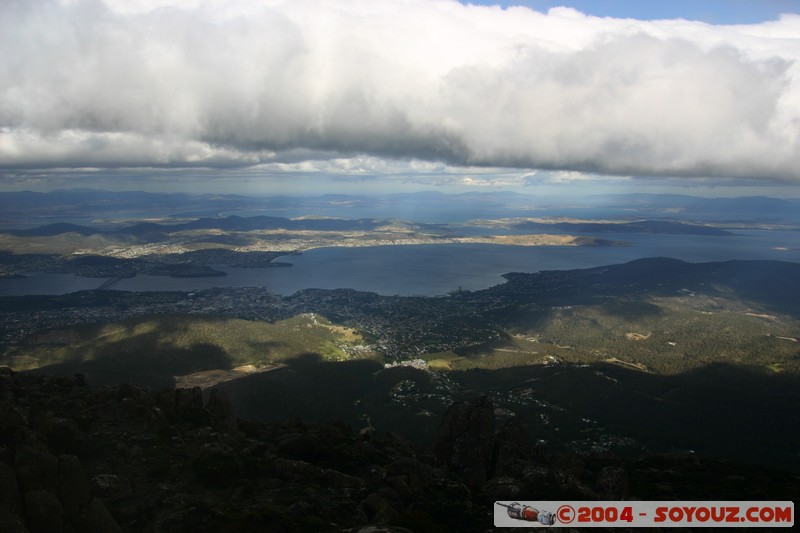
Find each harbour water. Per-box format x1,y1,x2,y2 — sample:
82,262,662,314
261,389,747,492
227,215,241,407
1,230,798,297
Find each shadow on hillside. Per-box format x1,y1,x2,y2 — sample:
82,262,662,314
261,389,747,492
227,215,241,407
215,357,800,474
216,355,384,427
19,315,302,389
28,341,236,390
455,361,800,473
18,297,800,476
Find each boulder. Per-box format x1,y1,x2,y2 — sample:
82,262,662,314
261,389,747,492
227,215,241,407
549,452,596,498
355,526,414,533
490,416,534,477
595,465,629,499
14,446,59,493
47,418,87,455
0,402,27,432
205,389,238,433
22,490,64,533
276,433,336,463
0,507,28,533
175,387,203,412
484,475,524,500
272,457,325,482
433,396,495,490
76,498,124,533
56,455,91,520
360,492,399,525
0,461,22,515
89,474,133,501
191,442,242,484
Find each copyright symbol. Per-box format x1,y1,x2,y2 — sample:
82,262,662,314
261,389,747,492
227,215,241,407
557,505,575,524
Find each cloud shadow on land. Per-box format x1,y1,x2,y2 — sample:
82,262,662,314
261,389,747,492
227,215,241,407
211,350,800,477
27,340,235,391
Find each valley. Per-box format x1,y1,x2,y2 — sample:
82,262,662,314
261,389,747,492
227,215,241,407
1,191,799,520
3,255,799,474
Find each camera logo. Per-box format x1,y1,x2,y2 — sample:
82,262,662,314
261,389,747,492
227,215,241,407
496,502,556,525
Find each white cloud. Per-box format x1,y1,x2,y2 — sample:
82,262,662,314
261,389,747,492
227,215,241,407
1,0,799,182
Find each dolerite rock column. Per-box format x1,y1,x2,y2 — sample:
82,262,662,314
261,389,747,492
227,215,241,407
433,395,495,491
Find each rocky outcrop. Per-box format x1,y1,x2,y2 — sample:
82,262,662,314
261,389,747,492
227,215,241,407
0,368,482,532
433,396,495,490
1,367,796,532
0,369,122,533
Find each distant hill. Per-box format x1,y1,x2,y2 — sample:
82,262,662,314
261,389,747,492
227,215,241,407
3,213,737,239
7,222,102,237
4,214,381,237
0,189,241,210
512,219,732,235
3,189,799,229
585,193,800,223
491,257,800,313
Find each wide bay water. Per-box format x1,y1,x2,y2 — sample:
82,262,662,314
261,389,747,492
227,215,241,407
1,230,798,297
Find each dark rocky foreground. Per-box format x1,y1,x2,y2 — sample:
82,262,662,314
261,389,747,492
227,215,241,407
1,368,797,532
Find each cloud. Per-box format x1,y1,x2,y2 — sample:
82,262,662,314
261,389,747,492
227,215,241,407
1,0,799,182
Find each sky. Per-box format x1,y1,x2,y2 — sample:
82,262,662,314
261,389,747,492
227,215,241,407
468,1,800,25
1,0,800,196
